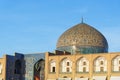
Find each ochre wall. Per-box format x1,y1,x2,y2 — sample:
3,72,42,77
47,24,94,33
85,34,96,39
0,55,6,80
45,52,120,80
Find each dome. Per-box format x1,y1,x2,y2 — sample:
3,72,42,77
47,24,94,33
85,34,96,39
56,22,108,54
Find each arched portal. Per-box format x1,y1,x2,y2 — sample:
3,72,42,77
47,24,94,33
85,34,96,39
34,59,45,80
14,60,21,74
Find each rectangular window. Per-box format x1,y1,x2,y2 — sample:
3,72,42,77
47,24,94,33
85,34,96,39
67,62,70,66
100,67,104,72
66,67,70,72
83,67,86,72
100,61,104,65
83,62,86,65
52,67,55,72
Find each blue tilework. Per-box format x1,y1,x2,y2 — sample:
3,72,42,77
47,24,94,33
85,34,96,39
23,53,45,80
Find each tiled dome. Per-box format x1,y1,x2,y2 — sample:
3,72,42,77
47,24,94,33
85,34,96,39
56,22,108,54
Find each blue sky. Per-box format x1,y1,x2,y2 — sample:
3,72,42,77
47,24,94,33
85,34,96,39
0,0,120,57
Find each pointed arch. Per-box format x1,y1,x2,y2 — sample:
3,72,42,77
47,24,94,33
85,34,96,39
0,62,2,74
49,59,56,73
94,56,107,72
14,60,21,74
60,58,72,73
76,57,89,72
112,55,120,72
34,59,45,80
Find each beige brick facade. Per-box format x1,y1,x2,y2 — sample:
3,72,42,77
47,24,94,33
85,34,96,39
0,55,7,80
45,52,120,80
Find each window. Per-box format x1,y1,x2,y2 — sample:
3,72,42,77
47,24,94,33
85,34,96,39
52,67,55,72
100,61,104,65
83,67,86,72
67,67,70,72
0,63,2,74
50,61,56,73
14,60,21,74
83,62,86,65
67,62,70,66
94,57,107,72
112,56,120,72
61,58,72,73
100,67,104,72
77,57,89,72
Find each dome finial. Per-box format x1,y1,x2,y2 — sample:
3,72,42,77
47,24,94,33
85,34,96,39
81,17,84,23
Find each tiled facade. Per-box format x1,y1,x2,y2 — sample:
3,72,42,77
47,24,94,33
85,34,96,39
57,23,108,54
23,53,45,80
0,53,45,80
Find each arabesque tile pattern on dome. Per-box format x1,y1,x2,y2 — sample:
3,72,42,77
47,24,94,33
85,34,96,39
57,23,108,54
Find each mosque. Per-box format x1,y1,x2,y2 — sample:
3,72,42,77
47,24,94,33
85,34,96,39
0,20,120,80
